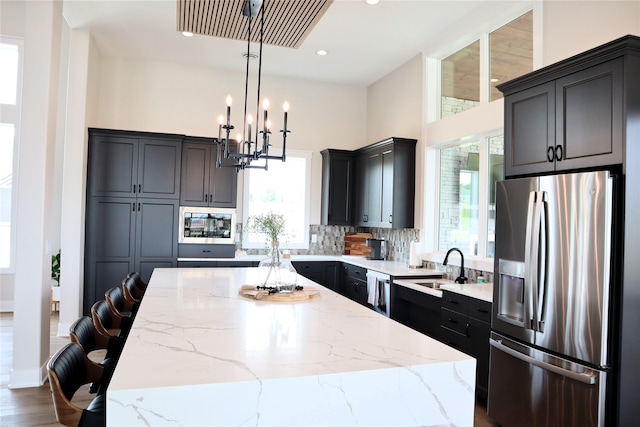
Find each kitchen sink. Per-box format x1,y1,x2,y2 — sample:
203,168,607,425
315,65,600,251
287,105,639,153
414,281,445,289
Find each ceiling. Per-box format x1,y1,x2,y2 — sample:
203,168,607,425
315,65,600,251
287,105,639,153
62,0,530,87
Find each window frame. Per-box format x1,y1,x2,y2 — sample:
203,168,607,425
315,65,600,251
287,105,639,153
241,148,312,250
0,36,24,274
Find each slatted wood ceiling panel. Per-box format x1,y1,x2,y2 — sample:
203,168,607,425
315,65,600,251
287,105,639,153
177,0,334,49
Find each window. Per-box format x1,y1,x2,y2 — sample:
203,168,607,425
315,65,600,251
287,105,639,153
441,40,480,118
437,135,503,258
242,150,312,249
440,11,533,117
0,38,22,273
489,11,533,101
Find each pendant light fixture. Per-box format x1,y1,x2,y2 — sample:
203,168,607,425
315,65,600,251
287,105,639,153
216,0,291,172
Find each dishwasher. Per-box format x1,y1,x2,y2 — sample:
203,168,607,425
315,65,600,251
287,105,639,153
366,270,391,317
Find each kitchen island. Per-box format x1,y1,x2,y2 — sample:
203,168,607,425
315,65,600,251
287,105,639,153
107,268,476,426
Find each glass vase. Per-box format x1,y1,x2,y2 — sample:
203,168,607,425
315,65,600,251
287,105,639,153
277,250,298,293
258,241,283,288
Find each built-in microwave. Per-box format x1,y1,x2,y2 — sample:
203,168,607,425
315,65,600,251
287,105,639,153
178,206,237,244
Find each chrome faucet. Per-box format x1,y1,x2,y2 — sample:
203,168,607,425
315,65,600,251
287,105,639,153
443,247,467,284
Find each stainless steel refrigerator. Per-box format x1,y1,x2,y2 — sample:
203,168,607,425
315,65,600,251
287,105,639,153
488,171,618,427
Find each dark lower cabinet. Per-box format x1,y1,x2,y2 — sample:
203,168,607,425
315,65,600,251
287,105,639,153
341,263,368,306
391,284,441,340
84,197,178,313
292,261,341,292
440,290,492,399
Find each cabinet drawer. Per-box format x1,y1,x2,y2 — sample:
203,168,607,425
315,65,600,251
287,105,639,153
442,291,469,313
344,263,367,280
441,308,467,335
439,326,468,353
395,285,441,311
292,262,322,274
467,298,492,323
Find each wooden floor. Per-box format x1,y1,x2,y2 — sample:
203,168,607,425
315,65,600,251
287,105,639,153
0,311,499,426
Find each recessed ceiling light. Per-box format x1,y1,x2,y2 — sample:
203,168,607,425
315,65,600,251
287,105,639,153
182,31,194,37
243,52,259,60
365,0,380,4
490,78,499,83
316,50,328,56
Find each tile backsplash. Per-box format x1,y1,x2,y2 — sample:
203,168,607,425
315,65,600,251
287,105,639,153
238,224,493,281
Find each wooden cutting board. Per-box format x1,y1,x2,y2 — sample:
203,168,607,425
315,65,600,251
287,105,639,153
344,232,372,256
239,286,320,302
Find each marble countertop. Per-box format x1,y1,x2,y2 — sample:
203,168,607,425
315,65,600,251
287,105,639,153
107,268,476,426
393,278,494,303
179,254,445,278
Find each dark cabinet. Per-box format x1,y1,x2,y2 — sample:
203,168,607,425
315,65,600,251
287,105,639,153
180,137,237,208
391,284,441,339
440,290,492,399
354,138,416,228
84,129,182,313
341,263,368,306
84,197,178,312
292,261,341,292
502,57,623,177
88,130,181,199
320,149,354,225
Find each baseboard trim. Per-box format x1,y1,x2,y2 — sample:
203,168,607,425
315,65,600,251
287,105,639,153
8,363,48,389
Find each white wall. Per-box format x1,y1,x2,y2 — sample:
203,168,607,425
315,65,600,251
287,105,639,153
90,56,368,224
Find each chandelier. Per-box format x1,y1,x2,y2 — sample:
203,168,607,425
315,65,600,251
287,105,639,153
216,0,290,172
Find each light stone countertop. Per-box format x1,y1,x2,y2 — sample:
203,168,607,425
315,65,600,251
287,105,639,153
179,254,445,278
106,268,476,426
393,278,494,303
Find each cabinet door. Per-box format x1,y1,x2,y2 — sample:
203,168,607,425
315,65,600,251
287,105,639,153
135,199,179,267
321,152,353,225
365,150,382,226
180,143,210,206
468,317,491,399
380,147,394,227
138,138,181,199
322,262,341,292
209,147,238,208
555,59,623,171
504,81,556,177
89,135,138,197
354,154,369,227
84,197,136,312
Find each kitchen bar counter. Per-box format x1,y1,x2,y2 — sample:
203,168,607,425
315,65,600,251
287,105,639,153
107,268,475,426
179,254,444,278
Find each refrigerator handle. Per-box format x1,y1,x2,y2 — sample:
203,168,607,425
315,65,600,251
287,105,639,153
489,338,597,385
536,193,548,332
524,191,541,331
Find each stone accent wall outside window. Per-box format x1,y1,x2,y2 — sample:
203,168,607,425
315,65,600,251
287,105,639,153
441,96,480,118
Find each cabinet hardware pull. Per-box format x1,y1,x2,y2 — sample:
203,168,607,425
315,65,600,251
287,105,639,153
209,194,213,202
555,145,563,161
205,194,208,202
547,146,555,162
132,204,135,212
449,299,458,304
465,323,470,337
202,250,211,253
138,184,141,193
477,308,489,313
137,203,140,211
133,184,136,193
448,318,457,324
389,215,392,223
363,214,368,222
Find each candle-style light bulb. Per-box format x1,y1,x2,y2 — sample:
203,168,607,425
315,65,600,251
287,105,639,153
263,98,269,134
218,115,223,141
237,133,243,143
247,115,253,143
283,101,289,112
283,101,289,132
226,95,232,126
266,119,271,130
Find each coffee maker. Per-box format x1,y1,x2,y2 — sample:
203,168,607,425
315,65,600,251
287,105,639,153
366,238,386,260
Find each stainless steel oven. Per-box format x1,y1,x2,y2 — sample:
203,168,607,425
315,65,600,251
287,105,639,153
179,206,236,244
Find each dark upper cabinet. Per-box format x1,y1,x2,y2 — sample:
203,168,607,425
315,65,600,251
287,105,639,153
88,129,181,199
354,138,416,229
320,149,354,225
501,51,624,177
180,137,237,208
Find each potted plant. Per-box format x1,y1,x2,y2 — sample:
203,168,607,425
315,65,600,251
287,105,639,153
245,212,289,287
51,250,61,309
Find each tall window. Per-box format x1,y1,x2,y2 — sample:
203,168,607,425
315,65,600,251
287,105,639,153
440,10,533,118
242,150,312,249
438,135,503,258
0,38,22,272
